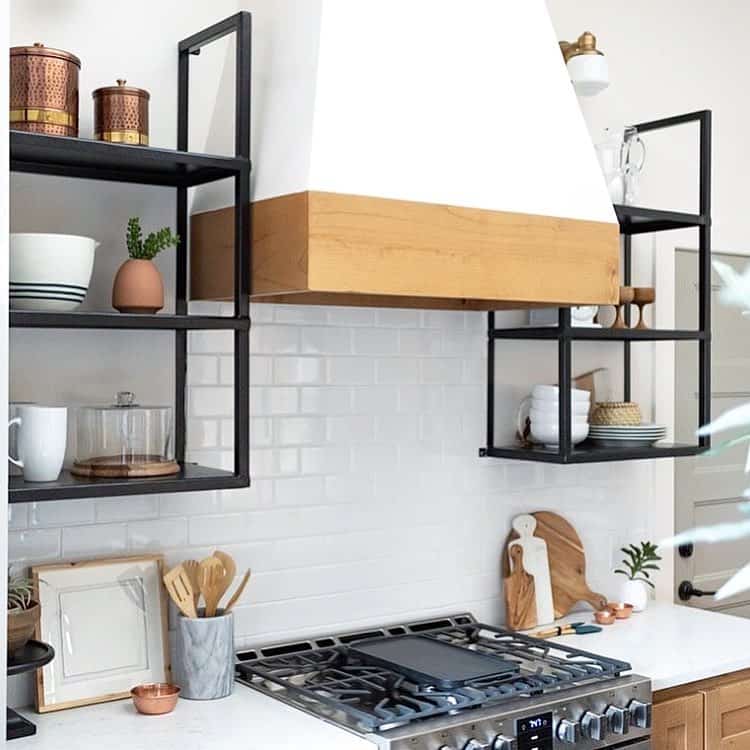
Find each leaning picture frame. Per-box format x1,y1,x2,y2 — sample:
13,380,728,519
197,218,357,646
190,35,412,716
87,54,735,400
32,554,170,712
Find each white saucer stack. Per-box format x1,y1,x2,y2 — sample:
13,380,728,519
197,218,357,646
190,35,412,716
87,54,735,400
588,423,667,447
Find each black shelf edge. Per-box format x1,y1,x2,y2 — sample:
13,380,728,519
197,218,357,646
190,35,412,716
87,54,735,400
7,640,55,677
11,311,250,331
481,442,706,464
9,464,249,503
614,204,707,235
491,327,705,341
10,131,249,188
7,708,36,741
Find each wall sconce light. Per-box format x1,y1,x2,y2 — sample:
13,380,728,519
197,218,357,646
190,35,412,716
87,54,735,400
559,31,609,97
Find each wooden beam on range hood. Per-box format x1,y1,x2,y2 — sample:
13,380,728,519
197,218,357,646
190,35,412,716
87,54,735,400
190,191,619,310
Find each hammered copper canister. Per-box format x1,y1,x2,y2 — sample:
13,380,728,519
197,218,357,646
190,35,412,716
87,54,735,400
10,43,81,137
93,79,149,145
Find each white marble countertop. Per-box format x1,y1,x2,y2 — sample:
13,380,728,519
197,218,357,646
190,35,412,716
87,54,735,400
551,601,750,691
12,603,750,748
12,687,376,750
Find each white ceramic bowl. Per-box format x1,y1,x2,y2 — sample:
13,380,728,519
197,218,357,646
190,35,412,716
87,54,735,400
530,408,588,425
531,398,590,416
532,385,590,403
10,233,98,311
530,420,589,448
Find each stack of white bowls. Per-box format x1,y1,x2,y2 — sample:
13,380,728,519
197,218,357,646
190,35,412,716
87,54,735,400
526,385,591,448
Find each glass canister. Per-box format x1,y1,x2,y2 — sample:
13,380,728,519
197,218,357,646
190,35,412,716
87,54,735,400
71,392,178,477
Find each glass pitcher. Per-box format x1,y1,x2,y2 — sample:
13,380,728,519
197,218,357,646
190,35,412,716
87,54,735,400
595,126,646,205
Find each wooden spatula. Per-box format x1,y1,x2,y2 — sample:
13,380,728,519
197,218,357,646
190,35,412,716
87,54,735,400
163,564,198,619
199,556,228,617
223,569,251,613
212,550,236,608
181,559,201,610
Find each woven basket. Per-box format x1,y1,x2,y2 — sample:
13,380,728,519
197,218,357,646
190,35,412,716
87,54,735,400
590,401,642,426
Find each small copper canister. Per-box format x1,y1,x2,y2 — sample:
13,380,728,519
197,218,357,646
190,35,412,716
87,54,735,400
93,79,149,145
10,43,81,137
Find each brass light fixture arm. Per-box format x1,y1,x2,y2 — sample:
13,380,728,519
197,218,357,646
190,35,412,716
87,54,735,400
559,31,603,63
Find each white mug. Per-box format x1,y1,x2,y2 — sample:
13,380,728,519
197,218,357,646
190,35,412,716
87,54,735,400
8,405,67,482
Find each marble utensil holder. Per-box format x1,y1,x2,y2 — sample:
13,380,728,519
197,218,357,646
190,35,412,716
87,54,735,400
175,609,234,700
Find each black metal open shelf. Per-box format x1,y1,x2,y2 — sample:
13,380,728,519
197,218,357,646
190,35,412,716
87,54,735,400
481,110,712,464
490,327,705,341
10,131,247,187
11,311,251,330
615,204,707,235
9,464,244,503
8,14,252,503
483,442,703,464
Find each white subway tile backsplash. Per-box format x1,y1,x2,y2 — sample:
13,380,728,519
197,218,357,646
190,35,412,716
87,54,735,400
62,523,127,557
129,518,188,550
273,357,325,385
96,496,158,523
376,357,419,384
9,528,61,563
9,302,654,655
30,500,95,528
276,417,326,445
301,327,352,355
250,387,299,415
327,357,375,385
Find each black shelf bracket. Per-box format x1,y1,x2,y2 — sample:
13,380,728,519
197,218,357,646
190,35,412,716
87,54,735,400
481,110,712,464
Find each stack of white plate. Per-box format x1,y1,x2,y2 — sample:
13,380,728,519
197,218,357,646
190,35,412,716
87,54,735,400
588,423,667,448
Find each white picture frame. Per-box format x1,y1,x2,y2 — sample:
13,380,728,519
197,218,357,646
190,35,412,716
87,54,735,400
32,554,170,712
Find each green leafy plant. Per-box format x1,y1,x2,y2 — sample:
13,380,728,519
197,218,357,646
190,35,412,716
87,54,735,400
614,541,661,589
125,217,179,261
8,569,34,611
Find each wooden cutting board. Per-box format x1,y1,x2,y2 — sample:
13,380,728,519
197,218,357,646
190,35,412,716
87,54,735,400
505,511,606,618
503,544,537,630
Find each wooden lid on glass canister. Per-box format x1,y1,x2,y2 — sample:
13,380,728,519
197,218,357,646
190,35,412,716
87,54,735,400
92,79,150,146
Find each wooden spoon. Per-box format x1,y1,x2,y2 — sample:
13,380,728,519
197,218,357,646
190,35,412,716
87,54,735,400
212,550,236,608
163,564,198,619
181,559,201,610
199,556,228,617
223,569,252,613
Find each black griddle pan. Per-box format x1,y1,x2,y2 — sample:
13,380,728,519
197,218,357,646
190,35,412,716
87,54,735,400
349,634,520,689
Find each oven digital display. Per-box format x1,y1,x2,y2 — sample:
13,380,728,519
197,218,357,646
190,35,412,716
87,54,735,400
516,711,553,750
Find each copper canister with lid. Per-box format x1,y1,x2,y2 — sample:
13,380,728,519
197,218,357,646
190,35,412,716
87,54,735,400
92,79,149,145
10,43,81,136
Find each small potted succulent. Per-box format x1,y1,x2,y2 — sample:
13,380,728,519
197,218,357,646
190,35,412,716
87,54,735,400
614,541,661,612
8,569,40,654
112,217,179,314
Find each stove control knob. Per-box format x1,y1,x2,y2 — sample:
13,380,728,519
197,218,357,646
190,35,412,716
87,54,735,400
493,735,517,750
463,740,488,750
581,711,608,741
556,718,581,744
606,705,631,735
629,699,653,729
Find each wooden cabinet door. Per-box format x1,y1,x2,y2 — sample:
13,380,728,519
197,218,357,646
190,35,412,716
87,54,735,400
705,677,750,748
653,693,704,750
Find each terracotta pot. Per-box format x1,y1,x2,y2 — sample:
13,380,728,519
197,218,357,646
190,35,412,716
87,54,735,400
112,258,164,314
8,601,40,654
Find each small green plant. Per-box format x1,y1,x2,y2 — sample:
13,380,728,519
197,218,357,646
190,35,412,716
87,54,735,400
615,541,661,589
8,569,34,611
126,217,180,260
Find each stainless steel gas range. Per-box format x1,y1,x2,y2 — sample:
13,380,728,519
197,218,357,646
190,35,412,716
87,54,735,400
235,613,652,750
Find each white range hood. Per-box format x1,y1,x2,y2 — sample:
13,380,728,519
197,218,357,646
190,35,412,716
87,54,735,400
191,0,619,310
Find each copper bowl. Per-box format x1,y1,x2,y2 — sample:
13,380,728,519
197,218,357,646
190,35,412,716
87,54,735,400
131,683,180,715
594,609,616,625
606,602,634,620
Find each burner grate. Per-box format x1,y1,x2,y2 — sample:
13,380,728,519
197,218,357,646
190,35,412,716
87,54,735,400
235,614,631,732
